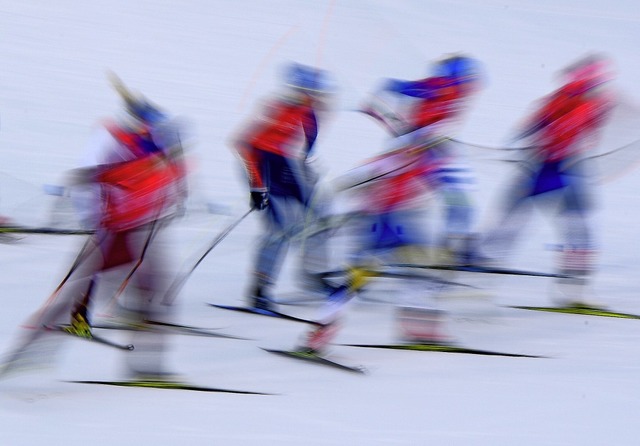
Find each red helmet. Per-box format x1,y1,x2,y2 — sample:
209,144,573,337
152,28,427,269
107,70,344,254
560,53,615,89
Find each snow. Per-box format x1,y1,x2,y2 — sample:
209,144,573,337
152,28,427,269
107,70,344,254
1,1,640,445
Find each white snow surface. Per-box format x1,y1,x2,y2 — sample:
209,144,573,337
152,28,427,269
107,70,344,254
1,1,640,445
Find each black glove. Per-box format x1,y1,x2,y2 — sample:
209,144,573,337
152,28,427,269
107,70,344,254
250,190,269,210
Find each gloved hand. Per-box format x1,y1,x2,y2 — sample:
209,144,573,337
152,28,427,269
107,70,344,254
250,190,269,210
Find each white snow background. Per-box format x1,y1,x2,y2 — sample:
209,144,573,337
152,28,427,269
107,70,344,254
1,1,640,445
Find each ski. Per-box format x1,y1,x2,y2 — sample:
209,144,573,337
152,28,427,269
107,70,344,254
508,305,640,320
207,303,317,325
92,319,249,340
0,226,93,235
262,348,367,374
65,379,271,395
392,263,572,279
342,343,542,358
45,325,134,351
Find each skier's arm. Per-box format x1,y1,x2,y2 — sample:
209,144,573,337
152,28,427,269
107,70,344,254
301,108,319,158
384,79,436,99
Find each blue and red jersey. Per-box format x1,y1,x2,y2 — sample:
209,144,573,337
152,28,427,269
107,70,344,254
348,148,441,214
95,120,184,231
518,80,613,162
385,76,476,133
235,95,318,190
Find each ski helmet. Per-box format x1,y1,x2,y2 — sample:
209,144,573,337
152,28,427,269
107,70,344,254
126,98,165,125
432,54,482,86
284,63,331,94
560,53,615,89
108,72,166,125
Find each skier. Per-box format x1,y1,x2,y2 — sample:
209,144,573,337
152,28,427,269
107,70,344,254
1,76,188,379
297,133,453,352
361,53,484,264
297,54,485,353
479,53,616,307
231,63,334,311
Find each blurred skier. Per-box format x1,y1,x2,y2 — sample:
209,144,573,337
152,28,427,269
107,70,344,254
479,54,616,307
361,53,484,264
297,54,485,353
1,75,189,379
298,133,453,352
231,63,334,311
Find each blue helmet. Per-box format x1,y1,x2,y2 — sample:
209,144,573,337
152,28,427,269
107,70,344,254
126,98,166,125
432,55,481,86
284,63,331,94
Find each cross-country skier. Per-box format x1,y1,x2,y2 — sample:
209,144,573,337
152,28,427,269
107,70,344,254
297,54,485,353
479,53,616,307
298,131,454,352
1,76,188,379
361,54,484,264
231,63,334,311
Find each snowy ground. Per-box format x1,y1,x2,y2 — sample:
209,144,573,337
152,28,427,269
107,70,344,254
2,1,640,445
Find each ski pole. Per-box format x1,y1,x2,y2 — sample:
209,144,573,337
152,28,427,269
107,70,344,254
162,207,255,305
30,230,105,327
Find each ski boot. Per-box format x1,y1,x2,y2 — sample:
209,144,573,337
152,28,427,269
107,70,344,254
300,322,339,355
64,305,92,338
248,282,276,312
